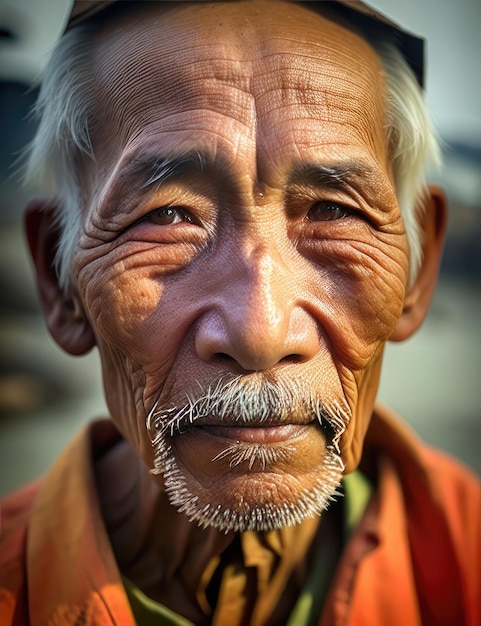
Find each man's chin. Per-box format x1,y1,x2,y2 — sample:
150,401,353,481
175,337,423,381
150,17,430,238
152,425,344,532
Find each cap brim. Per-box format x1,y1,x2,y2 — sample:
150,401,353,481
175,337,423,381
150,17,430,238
67,0,116,27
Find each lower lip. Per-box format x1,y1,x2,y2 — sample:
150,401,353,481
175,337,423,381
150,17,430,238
201,424,311,443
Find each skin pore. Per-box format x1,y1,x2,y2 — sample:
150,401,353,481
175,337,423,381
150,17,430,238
25,0,447,619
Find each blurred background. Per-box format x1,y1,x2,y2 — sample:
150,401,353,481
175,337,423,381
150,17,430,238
0,0,479,497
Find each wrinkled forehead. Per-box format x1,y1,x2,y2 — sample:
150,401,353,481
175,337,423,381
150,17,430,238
93,1,383,85
89,1,388,168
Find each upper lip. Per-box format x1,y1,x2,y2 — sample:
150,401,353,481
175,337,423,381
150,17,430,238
174,413,319,430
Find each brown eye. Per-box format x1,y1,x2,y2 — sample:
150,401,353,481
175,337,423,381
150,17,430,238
147,206,191,225
308,202,351,222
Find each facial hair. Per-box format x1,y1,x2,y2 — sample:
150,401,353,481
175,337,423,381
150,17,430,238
146,375,350,533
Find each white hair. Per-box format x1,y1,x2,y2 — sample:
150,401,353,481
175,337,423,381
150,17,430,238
373,41,441,285
24,19,440,290
25,24,96,290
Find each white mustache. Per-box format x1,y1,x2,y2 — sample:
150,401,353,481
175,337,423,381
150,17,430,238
147,376,350,455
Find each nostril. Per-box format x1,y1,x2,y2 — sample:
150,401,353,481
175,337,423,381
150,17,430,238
215,353,237,363
214,352,303,369
280,354,304,364
213,352,253,372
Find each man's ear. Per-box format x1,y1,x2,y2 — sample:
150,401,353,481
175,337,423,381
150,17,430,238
24,199,96,355
391,185,448,342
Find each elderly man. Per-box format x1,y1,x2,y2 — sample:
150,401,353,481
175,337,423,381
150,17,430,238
1,1,479,624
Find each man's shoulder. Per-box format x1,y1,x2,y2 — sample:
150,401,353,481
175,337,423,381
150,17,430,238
0,417,118,557
1,479,41,561
370,402,479,493
0,480,42,622
411,440,481,552
355,405,481,625
2,478,42,516
0,419,120,624
420,441,480,498
369,403,480,570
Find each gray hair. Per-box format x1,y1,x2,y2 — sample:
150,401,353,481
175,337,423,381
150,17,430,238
24,19,441,291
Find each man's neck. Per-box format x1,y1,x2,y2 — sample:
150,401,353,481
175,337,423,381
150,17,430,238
94,438,234,623
93,437,342,625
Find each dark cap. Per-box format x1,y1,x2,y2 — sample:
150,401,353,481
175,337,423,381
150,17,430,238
66,0,425,87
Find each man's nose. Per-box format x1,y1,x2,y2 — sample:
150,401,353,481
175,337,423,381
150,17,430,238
194,246,320,372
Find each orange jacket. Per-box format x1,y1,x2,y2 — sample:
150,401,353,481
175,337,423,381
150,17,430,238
1,405,480,625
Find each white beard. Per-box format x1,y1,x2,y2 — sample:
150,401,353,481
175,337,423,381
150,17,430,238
146,376,350,532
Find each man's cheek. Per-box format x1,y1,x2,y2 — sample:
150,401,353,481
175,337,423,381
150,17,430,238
312,256,407,372
92,329,162,468
82,261,210,414
79,262,166,353
319,244,407,471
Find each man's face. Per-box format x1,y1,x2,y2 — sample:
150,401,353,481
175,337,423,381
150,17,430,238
71,1,409,531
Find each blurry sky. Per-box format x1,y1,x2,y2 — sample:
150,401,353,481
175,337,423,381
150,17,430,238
371,0,481,145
